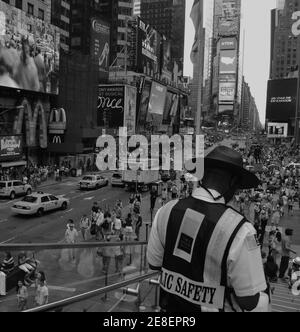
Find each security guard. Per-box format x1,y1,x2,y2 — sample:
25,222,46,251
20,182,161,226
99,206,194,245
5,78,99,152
147,146,269,312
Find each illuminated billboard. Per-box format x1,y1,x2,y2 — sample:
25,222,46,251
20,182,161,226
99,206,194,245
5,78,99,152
0,135,22,160
218,17,239,37
97,85,125,129
124,86,137,136
266,79,297,123
220,50,237,74
219,82,235,103
90,18,110,81
0,1,60,94
267,123,288,138
137,18,161,78
220,37,237,50
148,82,167,116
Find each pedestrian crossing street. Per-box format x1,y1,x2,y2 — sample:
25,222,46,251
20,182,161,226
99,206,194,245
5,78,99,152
271,280,300,312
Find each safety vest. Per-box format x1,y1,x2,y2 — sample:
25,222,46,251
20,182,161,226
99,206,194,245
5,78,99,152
160,197,246,312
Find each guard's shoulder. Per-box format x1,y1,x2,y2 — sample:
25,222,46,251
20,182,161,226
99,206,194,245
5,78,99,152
226,205,249,223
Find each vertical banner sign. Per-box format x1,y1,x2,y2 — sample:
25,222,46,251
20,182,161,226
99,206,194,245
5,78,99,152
124,86,137,135
137,18,161,78
138,80,152,126
97,85,125,129
91,18,110,81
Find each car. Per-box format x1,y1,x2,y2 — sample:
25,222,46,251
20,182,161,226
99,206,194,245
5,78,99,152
79,175,109,190
111,172,125,187
0,181,32,200
11,192,70,216
161,171,171,182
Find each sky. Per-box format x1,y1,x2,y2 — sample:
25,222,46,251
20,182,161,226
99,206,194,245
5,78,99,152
184,0,277,124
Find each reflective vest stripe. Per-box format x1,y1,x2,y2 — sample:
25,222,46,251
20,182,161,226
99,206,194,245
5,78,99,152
158,200,179,248
203,208,244,286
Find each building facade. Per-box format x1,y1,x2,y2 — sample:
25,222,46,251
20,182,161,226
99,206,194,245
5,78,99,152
241,77,261,132
210,0,242,128
140,0,186,74
4,0,51,22
270,0,300,80
51,0,71,52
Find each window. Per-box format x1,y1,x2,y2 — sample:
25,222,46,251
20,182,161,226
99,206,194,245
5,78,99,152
41,196,50,203
49,196,59,201
27,3,34,16
13,181,23,186
38,8,44,20
15,0,22,10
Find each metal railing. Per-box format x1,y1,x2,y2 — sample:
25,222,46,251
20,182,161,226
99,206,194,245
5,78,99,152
23,271,160,312
0,241,148,251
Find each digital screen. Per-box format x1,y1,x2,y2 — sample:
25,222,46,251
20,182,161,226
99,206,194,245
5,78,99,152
0,135,22,160
97,85,125,128
220,50,237,74
267,123,288,138
0,1,60,94
266,79,297,123
148,82,167,116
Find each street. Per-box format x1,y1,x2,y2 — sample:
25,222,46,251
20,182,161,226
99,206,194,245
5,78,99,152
0,173,132,244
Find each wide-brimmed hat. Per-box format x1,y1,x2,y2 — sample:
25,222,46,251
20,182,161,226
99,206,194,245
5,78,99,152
204,146,260,190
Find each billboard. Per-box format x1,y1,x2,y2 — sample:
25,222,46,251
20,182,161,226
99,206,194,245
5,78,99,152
267,123,288,138
90,18,110,81
219,82,235,103
161,36,172,76
0,1,60,94
220,37,237,50
220,50,237,74
124,86,137,135
218,17,239,37
148,82,167,116
97,85,125,128
0,135,22,160
137,18,161,78
163,92,175,125
138,80,152,126
266,79,297,123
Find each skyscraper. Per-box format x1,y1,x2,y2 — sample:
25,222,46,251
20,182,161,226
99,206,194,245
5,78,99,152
270,0,299,80
51,0,71,52
211,0,242,127
140,0,186,73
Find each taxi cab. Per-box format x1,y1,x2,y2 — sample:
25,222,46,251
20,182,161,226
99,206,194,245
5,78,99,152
79,175,109,190
11,192,70,217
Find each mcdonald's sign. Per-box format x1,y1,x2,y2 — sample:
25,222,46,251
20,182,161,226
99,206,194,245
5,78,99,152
52,135,62,144
13,99,48,149
49,108,67,135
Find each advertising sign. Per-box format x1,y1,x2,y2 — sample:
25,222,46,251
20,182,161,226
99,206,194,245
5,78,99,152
220,37,237,50
97,85,125,128
137,18,161,78
219,82,235,102
124,86,137,135
266,79,297,123
267,123,288,138
218,17,239,37
163,92,175,125
0,1,60,94
148,82,167,116
0,136,22,160
138,80,152,125
90,18,110,81
220,50,237,74
161,36,172,76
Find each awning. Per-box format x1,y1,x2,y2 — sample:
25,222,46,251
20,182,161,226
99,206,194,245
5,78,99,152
0,161,27,168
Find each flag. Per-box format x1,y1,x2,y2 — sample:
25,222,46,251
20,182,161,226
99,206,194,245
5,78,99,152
190,0,203,64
